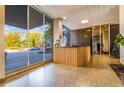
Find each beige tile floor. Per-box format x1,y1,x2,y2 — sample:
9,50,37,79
0,55,124,87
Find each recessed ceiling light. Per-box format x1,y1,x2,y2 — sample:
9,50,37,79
81,20,88,24
63,17,66,20
87,29,91,32
84,35,88,38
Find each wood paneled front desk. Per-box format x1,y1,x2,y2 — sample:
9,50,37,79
53,46,91,67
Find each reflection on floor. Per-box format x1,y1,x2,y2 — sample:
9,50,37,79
1,55,124,87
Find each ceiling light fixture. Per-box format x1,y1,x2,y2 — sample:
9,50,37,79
63,17,66,20
81,20,88,24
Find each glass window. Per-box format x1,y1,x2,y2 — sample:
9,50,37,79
5,5,28,72
5,5,53,72
29,6,44,64
44,16,53,60
62,25,71,46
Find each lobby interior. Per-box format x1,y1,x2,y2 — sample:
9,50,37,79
0,5,124,87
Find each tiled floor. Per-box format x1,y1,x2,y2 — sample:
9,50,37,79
0,55,123,87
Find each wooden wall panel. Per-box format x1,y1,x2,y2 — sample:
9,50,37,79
53,47,91,67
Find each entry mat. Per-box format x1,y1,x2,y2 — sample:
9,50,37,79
110,64,124,84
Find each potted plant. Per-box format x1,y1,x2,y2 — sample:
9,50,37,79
114,33,124,47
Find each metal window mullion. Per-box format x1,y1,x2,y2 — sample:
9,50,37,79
43,13,46,61
91,27,94,56
27,5,30,66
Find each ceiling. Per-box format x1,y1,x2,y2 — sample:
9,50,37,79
37,5,119,30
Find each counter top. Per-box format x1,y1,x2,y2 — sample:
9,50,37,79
54,46,90,48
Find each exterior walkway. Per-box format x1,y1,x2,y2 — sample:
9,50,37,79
0,55,123,87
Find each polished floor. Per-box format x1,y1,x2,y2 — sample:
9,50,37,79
0,55,123,87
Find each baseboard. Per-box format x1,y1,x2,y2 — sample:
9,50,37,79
6,60,52,78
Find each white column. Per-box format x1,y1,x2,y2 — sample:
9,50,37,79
119,6,124,65
53,18,63,47
108,24,111,56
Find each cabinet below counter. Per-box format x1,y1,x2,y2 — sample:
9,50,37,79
53,46,91,67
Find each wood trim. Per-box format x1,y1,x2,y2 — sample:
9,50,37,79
0,78,5,84
0,5,5,80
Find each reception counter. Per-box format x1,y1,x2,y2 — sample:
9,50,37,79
53,46,91,67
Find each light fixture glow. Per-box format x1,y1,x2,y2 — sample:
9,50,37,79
63,17,66,20
81,20,88,24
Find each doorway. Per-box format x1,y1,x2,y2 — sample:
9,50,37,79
92,26,101,55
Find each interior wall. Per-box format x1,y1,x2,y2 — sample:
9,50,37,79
119,5,124,65
70,28,92,47
70,30,79,46
0,5,5,80
110,24,119,55
92,26,100,37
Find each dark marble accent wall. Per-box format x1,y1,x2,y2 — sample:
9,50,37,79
110,24,119,57
70,28,92,47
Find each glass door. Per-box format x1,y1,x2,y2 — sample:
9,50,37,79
92,26,101,55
